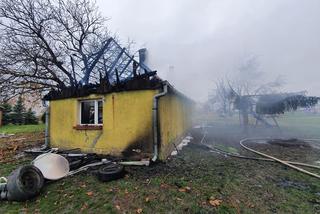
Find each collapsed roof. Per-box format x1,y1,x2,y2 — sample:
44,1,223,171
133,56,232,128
43,38,163,100
43,72,163,101
43,39,194,103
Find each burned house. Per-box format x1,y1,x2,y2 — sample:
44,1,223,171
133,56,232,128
43,46,194,161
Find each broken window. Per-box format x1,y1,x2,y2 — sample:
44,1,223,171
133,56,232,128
79,100,103,125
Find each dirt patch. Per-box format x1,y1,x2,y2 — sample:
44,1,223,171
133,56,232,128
246,139,319,164
277,178,310,190
0,132,44,163
200,123,320,166
267,138,311,148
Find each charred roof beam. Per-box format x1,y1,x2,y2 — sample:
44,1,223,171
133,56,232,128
119,55,134,77
111,40,153,74
106,47,126,79
81,38,113,85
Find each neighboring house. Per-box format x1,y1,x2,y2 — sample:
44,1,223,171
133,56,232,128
0,106,3,127
43,76,194,161
8,93,44,116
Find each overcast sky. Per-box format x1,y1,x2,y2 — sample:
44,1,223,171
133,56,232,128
96,0,320,102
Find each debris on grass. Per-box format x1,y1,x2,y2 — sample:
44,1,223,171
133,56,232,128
2,126,320,213
178,186,191,193
208,198,222,207
136,208,143,213
81,203,88,211
0,144,124,202
0,133,15,138
86,191,94,197
171,135,193,156
115,205,121,210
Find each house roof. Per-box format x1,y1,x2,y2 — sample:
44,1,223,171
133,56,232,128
43,72,163,101
43,73,194,104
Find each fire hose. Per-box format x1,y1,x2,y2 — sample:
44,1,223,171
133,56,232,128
200,131,320,179
240,138,320,179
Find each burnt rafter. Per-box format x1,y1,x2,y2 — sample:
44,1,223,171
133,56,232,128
81,38,113,85
0,0,157,100
120,55,134,76
43,71,161,101
107,47,126,78
43,37,158,101
84,38,156,86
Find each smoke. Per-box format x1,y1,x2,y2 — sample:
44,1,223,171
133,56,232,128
96,0,320,102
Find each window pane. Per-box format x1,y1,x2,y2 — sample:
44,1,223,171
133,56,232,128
98,101,103,124
81,101,95,124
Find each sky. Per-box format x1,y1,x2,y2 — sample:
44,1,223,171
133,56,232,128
96,0,320,102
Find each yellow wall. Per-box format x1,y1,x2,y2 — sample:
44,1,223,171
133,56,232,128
158,92,193,159
50,90,157,158
49,89,193,161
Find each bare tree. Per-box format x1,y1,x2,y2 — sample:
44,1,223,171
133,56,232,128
209,79,233,116
0,0,135,100
210,55,286,132
228,56,285,96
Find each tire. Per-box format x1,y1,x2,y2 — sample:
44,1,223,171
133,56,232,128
96,163,125,182
6,165,44,201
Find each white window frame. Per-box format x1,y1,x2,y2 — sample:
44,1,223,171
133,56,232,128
79,99,103,126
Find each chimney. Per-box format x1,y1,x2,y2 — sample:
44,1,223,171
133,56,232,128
139,48,148,73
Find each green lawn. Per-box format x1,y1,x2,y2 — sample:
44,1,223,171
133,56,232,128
1,113,320,213
277,112,320,138
0,124,45,134
1,142,320,214
201,111,320,138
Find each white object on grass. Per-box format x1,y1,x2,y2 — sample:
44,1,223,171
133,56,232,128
33,153,70,180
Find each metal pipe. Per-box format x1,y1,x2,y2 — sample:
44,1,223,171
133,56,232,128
151,82,168,162
42,101,50,149
66,159,110,177
119,160,150,166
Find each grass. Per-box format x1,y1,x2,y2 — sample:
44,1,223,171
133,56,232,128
0,124,45,134
200,111,320,138
1,112,320,213
1,143,320,213
277,112,320,138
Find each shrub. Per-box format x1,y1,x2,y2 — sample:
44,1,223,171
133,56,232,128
12,97,25,125
24,108,38,125
2,102,12,125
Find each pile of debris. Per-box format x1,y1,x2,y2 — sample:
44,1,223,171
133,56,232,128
0,149,125,202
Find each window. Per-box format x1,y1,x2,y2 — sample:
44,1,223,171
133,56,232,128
79,100,103,125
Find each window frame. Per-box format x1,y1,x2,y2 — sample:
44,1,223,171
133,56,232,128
78,99,103,126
